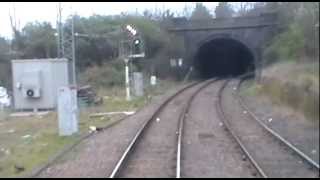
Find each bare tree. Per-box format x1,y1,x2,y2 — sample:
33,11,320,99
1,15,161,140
182,3,193,19
9,4,24,58
190,3,213,20
214,2,234,19
234,2,254,17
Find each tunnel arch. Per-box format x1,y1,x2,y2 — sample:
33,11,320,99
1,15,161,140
193,34,256,79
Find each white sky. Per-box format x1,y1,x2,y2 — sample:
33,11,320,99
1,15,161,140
0,2,219,39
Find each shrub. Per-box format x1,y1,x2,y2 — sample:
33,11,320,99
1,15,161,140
263,23,305,65
78,60,125,88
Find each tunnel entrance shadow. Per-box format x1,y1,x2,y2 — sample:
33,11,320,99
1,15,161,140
194,38,255,79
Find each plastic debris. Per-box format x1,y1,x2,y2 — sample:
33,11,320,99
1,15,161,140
156,117,160,122
219,122,223,126
311,150,317,154
243,111,247,114
21,134,31,139
89,126,102,133
5,149,10,155
268,118,273,122
233,87,237,90
123,111,135,115
8,129,15,133
89,111,135,118
89,126,97,132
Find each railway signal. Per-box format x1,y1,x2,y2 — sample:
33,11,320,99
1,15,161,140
132,38,144,56
121,24,146,101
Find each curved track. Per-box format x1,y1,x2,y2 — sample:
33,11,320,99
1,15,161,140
236,78,319,170
217,77,319,178
109,80,208,177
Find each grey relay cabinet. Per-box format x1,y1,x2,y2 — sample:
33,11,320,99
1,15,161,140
11,58,69,110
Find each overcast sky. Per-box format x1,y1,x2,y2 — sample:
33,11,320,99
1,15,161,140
0,2,219,39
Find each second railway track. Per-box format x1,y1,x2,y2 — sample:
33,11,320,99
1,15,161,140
109,75,319,178
110,77,262,178
217,77,319,178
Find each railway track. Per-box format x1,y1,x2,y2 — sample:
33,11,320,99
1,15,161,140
35,74,318,178
237,77,320,170
217,77,319,178
177,78,259,178
176,78,220,178
110,75,318,178
109,80,208,177
109,78,231,178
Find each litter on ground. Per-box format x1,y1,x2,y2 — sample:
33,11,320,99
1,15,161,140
21,134,31,139
8,129,15,133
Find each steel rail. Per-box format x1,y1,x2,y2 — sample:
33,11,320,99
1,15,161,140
236,78,320,170
109,80,203,178
176,78,219,178
216,78,268,178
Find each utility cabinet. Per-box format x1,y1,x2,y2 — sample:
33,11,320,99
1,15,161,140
132,72,144,97
11,58,69,110
57,86,78,136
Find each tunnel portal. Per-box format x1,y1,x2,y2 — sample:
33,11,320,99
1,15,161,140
194,38,255,79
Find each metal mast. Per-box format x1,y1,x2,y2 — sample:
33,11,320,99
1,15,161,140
56,3,76,86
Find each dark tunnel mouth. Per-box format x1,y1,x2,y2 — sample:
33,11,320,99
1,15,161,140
194,38,255,79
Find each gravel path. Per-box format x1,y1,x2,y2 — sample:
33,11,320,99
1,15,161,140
239,80,319,164
118,82,204,178
37,84,188,178
181,80,256,178
222,79,318,178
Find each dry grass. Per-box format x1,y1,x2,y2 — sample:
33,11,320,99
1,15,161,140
249,61,319,122
0,95,143,177
0,77,178,177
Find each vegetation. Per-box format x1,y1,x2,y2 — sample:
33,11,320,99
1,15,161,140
0,3,231,89
244,2,319,122
215,2,234,18
190,3,213,20
1,2,318,114
0,87,153,178
0,2,318,177
0,37,11,88
263,2,319,65
245,62,319,122
0,64,179,177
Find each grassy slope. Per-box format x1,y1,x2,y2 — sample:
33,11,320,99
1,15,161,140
243,61,319,121
0,77,177,177
0,96,143,177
